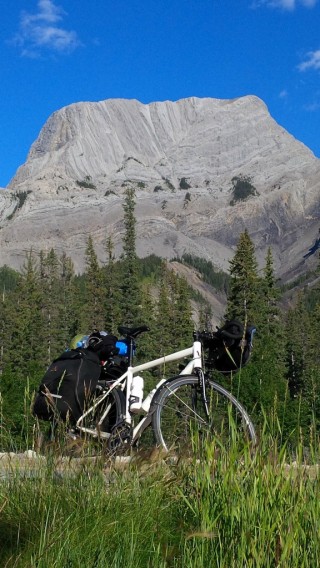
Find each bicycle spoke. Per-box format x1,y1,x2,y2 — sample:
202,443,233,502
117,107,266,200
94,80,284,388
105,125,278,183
155,384,208,425
152,376,256,455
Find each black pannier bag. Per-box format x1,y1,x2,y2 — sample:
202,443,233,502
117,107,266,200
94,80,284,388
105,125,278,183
204,320,256,375
32,348,102,424
87,332,119,362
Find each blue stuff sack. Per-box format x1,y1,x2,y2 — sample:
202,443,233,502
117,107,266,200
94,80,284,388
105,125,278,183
116,340,129,356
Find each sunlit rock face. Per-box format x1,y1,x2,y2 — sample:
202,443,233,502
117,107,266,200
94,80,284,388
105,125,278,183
0,95,319,279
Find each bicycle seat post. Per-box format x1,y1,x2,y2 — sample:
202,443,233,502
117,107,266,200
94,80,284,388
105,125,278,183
127,336,135,367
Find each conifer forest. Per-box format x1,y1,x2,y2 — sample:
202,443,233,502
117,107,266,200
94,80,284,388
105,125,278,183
0,186,319,450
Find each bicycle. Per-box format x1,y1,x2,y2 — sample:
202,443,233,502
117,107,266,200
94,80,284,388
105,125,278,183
76,323,257,456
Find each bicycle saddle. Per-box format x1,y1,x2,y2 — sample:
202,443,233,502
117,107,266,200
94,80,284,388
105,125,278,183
118,325,150,339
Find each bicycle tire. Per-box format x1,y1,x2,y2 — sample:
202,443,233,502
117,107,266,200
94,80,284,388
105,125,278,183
151,375,256,455
88,387,125,438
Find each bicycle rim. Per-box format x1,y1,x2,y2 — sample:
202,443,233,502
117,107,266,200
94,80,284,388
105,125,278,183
86,387,125,438
151,375,256,455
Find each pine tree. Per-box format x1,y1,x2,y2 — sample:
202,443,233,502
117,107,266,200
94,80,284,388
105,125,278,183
82,235,105,332
258,247,281,331
0,251,45,439
103,235,122,334
2,251,45,372
154,262,174,357
58,252,78,348
135,282,157,363
253,247,287,411
154,263,193,359
285,294,310,399
120,187,141,325
39,248,62,365
198,301,213,331
172,274,194,350
225,229,259,325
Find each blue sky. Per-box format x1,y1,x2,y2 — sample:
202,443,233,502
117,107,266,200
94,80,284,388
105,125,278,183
0,0,319,187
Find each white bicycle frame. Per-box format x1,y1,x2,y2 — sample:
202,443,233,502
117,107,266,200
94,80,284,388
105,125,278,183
76,340,202,443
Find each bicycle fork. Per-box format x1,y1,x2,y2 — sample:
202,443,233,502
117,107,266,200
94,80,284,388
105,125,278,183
195,367,210,422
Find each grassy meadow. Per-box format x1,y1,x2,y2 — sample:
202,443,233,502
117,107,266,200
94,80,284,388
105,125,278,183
1,428,320,568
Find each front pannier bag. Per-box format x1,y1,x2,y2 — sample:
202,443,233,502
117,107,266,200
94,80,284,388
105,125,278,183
32,349,101,424
205,320,256,375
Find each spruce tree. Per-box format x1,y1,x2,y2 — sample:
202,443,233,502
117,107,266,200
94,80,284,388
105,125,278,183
103,235,122,334
246,247,288,421
120,187,141,325
82,235,105,332
172,274,194,350
0,251,45,439
2,251,45,371
39,248,62,364
58,252,78,349
225,229,259,325
285,294,309,399
135,282,157,363
154,263,193,359
154,262,174,357
198,301,213,331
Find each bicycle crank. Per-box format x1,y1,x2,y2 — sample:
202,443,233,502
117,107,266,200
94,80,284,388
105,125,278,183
107,421,133,454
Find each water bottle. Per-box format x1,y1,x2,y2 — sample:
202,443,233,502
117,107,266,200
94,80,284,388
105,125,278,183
129,376,144,413
141,388,157,413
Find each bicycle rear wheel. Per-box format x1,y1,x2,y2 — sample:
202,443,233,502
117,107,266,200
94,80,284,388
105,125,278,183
94,387,125,436
151,375,256,455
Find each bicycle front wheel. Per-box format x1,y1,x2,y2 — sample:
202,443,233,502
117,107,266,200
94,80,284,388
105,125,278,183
151,375,256,455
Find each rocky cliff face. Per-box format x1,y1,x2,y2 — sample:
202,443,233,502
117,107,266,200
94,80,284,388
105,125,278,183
0,96,319,278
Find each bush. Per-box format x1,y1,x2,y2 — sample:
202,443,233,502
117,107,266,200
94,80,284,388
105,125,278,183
179,177,191,190
76,176,96,190
230,175,257,205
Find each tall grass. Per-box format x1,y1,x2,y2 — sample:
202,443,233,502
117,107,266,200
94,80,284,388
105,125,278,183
1,431,320,567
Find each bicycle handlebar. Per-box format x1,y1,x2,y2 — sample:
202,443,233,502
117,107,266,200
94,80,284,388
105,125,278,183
194,325,256,345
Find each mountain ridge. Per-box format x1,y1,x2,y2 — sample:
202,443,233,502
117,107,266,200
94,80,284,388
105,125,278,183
0,95,319,278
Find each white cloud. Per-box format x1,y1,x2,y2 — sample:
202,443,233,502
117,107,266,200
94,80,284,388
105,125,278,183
13,0,80,57
298,50,320,71
252,0,317,8
304,101,320,110
279,89,288,99
301,0,318,6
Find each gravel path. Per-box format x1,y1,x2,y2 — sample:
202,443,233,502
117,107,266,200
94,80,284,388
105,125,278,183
0,450,133,480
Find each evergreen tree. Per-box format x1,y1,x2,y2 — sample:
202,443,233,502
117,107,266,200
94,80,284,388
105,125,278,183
253,247,287,412
198,300,213,331
58,252,79,348
103,235,122,334
0,251,45,439
171,274,194,350
154,263,193,359
39,248,62,365
2,251,45,372
154,263,174,358
285,294,310,399
120,187,141,325
82,235,105,332
225,229,259,325
135,282,157,363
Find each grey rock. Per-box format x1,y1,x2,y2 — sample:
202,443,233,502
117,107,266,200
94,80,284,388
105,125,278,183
0,95,319,279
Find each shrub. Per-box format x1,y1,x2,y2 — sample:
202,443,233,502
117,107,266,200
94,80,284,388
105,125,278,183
7,191,32,220
179,177,191,190
230,175,257,205
164,178,175,191
76,176,96,190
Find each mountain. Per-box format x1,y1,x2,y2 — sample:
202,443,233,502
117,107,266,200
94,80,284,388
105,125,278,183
0,96,319,279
